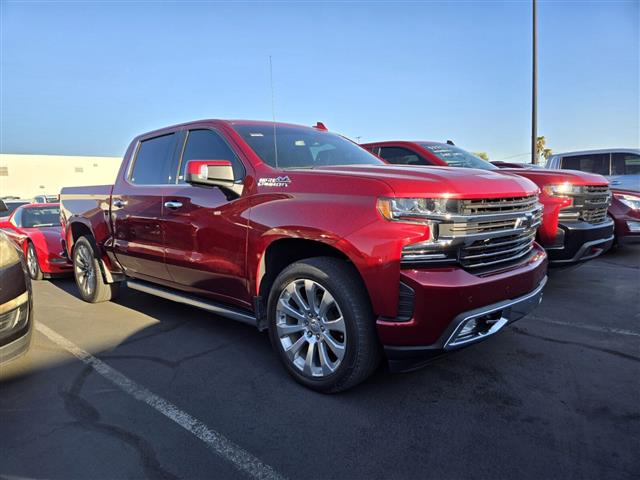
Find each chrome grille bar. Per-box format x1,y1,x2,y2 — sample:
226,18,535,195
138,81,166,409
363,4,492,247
401,198,543,271
558,185,611,225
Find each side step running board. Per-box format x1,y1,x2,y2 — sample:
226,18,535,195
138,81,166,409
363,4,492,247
126,280,257,327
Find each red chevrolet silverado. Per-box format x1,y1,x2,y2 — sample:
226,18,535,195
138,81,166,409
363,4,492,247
363,141,614,265
60,120,547,392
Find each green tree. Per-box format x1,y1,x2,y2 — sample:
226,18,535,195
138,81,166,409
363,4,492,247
536,136,553,165
473,152,490,161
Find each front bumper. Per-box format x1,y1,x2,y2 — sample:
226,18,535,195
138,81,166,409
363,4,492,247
377,243,547,371
385,275,547,372
613,215,640,242
0,280,33,364
42,252,73,275
546,218,614,264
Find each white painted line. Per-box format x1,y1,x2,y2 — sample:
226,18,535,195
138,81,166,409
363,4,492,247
536,318,640,337
36,323,285,480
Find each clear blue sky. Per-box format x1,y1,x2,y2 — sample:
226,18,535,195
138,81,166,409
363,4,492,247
1,0,638,161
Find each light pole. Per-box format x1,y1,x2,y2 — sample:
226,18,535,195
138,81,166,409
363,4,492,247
532,0,538,165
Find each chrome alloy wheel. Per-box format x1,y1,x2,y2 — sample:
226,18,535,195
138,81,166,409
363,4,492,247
75,244,96,296
276,279,347,377
27,245,38,278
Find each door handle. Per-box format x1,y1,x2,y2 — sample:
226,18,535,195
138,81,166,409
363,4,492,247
113,199,127,208
610,180,621,185
164,201,183,210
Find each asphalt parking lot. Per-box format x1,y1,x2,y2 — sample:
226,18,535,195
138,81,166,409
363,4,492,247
1,245,638,480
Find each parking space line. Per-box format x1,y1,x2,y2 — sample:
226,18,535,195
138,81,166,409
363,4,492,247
535,318,640,337
36,323,285,480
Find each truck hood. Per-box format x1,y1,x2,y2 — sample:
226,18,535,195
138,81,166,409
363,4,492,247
498,168,609,187
313,165,539,199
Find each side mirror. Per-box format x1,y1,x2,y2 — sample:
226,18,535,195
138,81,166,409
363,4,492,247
185,160,235,188
0,200,7,213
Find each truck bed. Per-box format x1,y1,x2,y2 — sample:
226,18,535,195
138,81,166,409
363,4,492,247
60,184,114,257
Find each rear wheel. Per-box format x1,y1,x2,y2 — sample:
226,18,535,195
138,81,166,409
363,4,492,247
26,242,44,281
268,257,380,393
73,236,119,303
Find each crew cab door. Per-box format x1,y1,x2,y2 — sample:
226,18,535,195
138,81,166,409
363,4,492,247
111,132,180,282
161,128,251,309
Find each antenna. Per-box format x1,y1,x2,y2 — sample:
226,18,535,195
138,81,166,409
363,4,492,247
269,55,278,169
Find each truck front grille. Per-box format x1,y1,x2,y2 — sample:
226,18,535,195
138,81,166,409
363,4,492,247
401,196,543,272
459,230,537,269
558,185,611,224
459,195,539,215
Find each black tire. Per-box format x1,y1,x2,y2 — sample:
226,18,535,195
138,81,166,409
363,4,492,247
72,236,119,303
267,257,380,393
26,242,44,281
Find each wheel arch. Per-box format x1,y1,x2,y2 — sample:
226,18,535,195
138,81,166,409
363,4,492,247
67,222,117,284
255,237,370,330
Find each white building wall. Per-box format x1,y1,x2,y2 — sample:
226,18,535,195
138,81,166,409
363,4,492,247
0,154,122,199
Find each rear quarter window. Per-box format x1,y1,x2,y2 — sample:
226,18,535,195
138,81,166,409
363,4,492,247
561,154,610,175
611,152,640,175
130,133,178,185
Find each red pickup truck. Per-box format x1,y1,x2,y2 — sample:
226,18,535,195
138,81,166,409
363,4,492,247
363,141,614,264
61,120,547,392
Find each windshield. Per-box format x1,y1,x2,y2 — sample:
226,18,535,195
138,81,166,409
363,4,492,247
22,207,61,228
3,201,29,215
421,144,496,171
233,125,384,169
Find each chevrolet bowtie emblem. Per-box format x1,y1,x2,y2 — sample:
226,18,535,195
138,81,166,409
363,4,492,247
515,212,534,229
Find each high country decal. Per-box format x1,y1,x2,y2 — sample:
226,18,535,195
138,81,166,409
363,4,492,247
257,176,291,187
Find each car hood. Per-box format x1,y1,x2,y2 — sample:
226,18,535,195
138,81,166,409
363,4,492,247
312,165,539,199
499,168,609,187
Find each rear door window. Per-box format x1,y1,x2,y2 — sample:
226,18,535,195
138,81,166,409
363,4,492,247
378,147,426,165
178,129,244,182
561,154,610,175
611,152,640,175
130,133,178,184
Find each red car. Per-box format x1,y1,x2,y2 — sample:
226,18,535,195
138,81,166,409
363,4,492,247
0,203,72,280
609,190,640,241
363,141,614,265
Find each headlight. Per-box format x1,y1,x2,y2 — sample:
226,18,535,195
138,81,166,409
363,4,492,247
377,197,453,222
615,193,640,210
0,237,21,269
542,183,583,196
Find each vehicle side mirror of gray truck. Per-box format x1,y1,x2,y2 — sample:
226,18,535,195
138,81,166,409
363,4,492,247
0,200,7,213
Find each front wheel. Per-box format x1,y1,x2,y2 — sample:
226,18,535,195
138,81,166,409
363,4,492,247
73,236,119,303
26,242,44,281
267,257,380,393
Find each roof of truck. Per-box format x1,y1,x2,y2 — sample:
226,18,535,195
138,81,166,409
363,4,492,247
549,148,639,157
